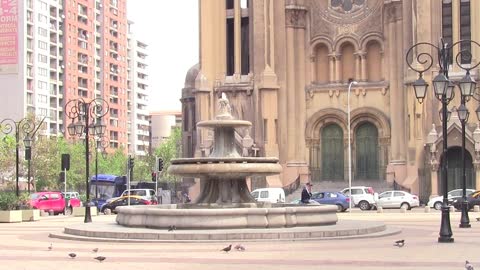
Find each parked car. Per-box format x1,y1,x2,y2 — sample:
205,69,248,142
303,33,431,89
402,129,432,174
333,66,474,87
100,195,155,214
376,190,420,210
310,191,350,212
251,188,286,203
452,190,480,211
62,191,83,208
427,189,476,210
29,191,67,215
340,186,377,211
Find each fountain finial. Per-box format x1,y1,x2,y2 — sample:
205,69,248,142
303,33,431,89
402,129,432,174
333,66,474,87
217,92,233,120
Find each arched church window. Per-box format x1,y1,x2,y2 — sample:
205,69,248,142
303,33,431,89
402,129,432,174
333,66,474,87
366,40,382,82
314,44,329,83
340,42,355,83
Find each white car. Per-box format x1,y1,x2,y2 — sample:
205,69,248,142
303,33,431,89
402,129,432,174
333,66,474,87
340,186,377,210
251,188,286,203
376,190,419,210
427,189,476,210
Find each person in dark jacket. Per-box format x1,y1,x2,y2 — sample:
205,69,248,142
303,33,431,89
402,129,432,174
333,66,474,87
301,183,313,204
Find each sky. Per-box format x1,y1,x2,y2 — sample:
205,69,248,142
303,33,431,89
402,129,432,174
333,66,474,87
126,1,199,112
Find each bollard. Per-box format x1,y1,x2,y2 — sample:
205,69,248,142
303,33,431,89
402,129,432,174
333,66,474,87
377,206,383,213
48,210,54,216
473,205,480,212
104,208,112,215
448,206,455,212
424,206,431,213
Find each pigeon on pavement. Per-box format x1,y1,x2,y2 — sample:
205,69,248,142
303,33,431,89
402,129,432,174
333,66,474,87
393,239,405,247
48,243,53,251
234,244,245,251
476,217,480,222
221,244,232,252
168,225,176,231
92,248,99,253
94,256,106,262
68,253,77,259
465,260,474,270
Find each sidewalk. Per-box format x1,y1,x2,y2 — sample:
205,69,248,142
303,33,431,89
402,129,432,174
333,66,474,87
0,211,478,270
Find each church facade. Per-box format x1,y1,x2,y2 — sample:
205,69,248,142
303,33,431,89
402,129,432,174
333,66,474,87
181,0,480,202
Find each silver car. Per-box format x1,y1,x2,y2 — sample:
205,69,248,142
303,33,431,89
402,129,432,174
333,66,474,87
427,189,476,210
376,191,419,210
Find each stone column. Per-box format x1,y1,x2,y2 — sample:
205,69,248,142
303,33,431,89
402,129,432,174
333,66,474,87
295,9,307,161
475,163,480,190
334,54,341,83
360,52,367,82
328,54,335,83
354,52,361,81
285,8,296,161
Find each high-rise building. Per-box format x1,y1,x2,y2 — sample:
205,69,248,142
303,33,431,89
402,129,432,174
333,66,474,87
183,0,480,202
0,0,149,155
127,21,150,156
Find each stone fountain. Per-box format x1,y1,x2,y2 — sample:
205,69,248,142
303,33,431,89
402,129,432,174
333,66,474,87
115,94,338,229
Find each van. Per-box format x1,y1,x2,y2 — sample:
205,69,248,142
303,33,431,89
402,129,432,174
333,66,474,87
120,189,156,202
251,188,286,203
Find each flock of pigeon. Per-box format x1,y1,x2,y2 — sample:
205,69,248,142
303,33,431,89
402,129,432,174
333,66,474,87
45,218,480,269
48,243,106,262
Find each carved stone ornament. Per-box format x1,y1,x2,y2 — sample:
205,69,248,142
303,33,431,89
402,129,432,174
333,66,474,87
285,7,307,29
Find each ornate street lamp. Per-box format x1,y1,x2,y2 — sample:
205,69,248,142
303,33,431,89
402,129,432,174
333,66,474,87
0,118,36,197
406,39,479,242
65,98,109,223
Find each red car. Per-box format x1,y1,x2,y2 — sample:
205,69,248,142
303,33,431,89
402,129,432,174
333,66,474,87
30,191,67,215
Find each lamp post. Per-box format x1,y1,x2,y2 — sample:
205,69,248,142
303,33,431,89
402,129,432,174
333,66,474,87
94,136,109,200
347,79,357,212
0,118,36,197
65,98,109,223
406,39,479,242
23,136,32,194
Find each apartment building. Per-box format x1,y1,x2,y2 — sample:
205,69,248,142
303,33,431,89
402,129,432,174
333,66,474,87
127,21,150,156
0,0,149,155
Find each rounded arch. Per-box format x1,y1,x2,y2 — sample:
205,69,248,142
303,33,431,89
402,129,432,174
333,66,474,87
305,108,347,141
309,36,334,56
360,32,384,52
333,36,360,52
350,107,391,139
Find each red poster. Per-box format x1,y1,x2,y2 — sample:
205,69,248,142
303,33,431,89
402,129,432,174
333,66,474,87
0,0,18,73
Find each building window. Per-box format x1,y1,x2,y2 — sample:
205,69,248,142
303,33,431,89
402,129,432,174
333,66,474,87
38,54,48,63
38,40,48,50
442,0,453,64
38,67,48,77
241,16,249,75
38,27,48,37
37,81,48,90
459,0,471,64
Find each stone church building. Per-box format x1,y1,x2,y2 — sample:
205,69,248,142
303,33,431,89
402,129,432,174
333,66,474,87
181,0,480,202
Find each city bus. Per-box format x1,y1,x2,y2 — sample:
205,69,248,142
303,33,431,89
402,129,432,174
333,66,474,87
90,174,126,210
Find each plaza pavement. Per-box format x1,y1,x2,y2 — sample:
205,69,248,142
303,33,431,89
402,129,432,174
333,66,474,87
0,209,479,270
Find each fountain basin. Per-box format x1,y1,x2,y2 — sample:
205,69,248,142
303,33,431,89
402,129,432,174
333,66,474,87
116,204,338,229
168,159,282,178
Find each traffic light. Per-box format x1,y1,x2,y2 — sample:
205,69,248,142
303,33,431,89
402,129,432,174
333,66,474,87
157,157,164,172
128,156,135,169
151,172,156,182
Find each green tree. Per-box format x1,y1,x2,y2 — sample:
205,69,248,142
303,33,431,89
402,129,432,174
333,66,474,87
154,127,182,182
0,135,16,183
